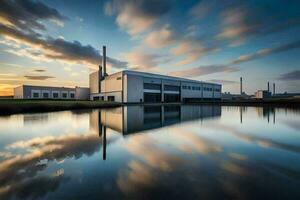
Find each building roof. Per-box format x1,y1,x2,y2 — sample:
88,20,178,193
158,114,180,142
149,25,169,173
106,70,221,86
20,85,75,90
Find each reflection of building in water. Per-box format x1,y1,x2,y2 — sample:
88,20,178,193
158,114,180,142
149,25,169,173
90,105,221,135
23,113,49,125
255,107,276,123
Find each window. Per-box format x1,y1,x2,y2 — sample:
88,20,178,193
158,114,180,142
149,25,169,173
33,93,39,98
108,96,115,101
144,93,161,102
70,93,75,98
43,93,49,98
164,85,180,91
144,83,161,90
53,93,59,98
62,93,68,98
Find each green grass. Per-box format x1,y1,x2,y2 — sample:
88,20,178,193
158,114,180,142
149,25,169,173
0,99,122,115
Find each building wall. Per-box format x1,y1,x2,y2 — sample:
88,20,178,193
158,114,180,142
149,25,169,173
21,86,75,99
101,72,123,93
75,87,90,100
14,86,24,99
125,74,144,103
89,72,99,94
90,70,222,103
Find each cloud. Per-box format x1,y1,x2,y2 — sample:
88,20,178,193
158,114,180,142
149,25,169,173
0,174,68,200
190,0,215,19
123,51,164,69
24,75,54,80
1,133,102,187
208,79,238,85
104,0,172,35
33,69,46,72
277,70,300,81
170,39,300,78
0,24,127,69
216,2,300,45
231,40,300,64
0,0,68,32
171,40,219,66
169,65,238,77
143,25,175,48
217,6,258,44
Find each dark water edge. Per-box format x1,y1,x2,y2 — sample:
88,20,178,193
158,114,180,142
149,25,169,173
0,99,299,115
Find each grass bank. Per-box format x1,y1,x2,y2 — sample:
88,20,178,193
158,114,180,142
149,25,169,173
0,99,122,115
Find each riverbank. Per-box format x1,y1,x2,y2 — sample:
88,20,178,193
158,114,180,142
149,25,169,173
1,98,299,115
0,100,122,115
186,98,300,108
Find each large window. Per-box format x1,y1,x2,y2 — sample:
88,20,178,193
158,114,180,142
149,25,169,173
43,93,49,98
144,93,161,102
164,85,180,91
108,96,115,101
164,94,180,102
53,93,59,98
62,93,68,98
144,83,161,90
33,93,39,98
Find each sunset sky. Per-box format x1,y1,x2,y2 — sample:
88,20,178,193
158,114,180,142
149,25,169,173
0,0,300,96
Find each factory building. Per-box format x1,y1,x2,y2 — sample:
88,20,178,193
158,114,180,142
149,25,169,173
254,90,271,99
89,46,221,103
14,85,90,100
90,70,221,103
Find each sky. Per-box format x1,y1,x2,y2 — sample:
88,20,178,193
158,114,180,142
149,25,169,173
0,0,300,96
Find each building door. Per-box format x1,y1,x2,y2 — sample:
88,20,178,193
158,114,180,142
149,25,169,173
144,93,161,103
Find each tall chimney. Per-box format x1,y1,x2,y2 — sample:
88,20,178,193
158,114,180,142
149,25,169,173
102,46,106,77
273,83,275,95
240,77,243,95
267,82,270,92
98,65,102,93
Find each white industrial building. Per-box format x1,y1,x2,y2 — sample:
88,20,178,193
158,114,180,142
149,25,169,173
89,46,221,103
14,85,90,100
89,69,221,103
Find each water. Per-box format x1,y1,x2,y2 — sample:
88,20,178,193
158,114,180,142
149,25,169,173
0,105,299,200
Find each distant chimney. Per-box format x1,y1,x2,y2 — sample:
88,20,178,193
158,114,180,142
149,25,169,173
98,65,102,93
240,77,243,95
273,83,275,95
102,46,107,77
267,82,270,92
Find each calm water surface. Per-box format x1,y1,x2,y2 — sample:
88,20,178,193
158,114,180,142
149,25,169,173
0,105,299,200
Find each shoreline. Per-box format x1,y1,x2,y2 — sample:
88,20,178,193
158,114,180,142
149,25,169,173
0,99,299,116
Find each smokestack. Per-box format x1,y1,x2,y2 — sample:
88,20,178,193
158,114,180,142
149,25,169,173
267,82,270,92
240,77,243,95
273,83,275,95
102,46,106,77
98,65,102,93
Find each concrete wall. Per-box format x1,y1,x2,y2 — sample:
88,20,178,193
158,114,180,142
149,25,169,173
125,74,144,103
75,87,90,100
14,86,24,99
89,72,99,94
20,85,75,99
101,72,122,93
